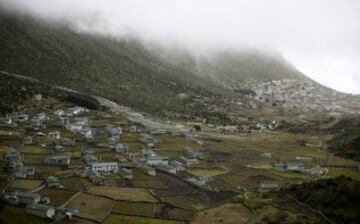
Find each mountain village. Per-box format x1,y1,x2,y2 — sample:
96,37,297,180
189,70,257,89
0,94,359,224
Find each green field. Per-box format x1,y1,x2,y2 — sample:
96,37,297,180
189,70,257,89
104,214,185,224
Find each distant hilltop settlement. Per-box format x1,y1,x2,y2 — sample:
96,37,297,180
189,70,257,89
164,78,360,135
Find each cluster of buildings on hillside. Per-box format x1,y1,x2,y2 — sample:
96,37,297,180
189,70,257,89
250,79,360,113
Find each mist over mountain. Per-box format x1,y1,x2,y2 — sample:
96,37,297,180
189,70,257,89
1,0,359,94
0,10,311,117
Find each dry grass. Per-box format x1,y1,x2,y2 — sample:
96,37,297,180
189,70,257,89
191,203,251,224
187,167,228,177
66,193,113,222
22,146,48,155
38,188,76,206
104,214,185,224
8,178,43,190
87,186,158,202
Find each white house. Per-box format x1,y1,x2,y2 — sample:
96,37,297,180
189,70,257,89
91,162,118,172
179,156,199,166
183,147,204,159
138,164,156,176
170,160,185,171
32,94,43,101
66,107,88,116
186,176,212,189
155,164,177,174
48,131,61,140
146,156,169,166
54,109,64,116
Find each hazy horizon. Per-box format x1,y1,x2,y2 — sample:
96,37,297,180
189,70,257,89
1,0,359,94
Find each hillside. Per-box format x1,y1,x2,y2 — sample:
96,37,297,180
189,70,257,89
0,11,313,116
156,48,306,89
326,120,360,161
0,11,220,116
0,71,101,115
285,176,360,224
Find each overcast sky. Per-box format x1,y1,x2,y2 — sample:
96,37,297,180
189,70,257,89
1,0,360,94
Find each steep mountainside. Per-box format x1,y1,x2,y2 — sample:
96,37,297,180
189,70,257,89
156,48,307,89
0,11,312,116
0,11,220,115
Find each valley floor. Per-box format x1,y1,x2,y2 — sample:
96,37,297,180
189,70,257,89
0,97,359,224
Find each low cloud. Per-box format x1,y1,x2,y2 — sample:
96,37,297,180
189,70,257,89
1,0,359,93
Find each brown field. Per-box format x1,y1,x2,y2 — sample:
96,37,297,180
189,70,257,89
87,186,158,202
191,203,251,224
121,132,139,142
22,146,49,155
0,147,14,161
168,208,195,221
112,201,168,217
0,205,48,224
33,164,64,175
38,188,76,206
104,214,185,224
23,154,46,164
187,167,228,177
131,179,168,189
210,169,278,191
160,195,205,211
66,193,113,222
157,135,202,151
69,217,98,224
62,177,92,190
8,178,43,191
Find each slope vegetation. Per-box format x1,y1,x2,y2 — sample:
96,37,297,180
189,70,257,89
0,11,308,115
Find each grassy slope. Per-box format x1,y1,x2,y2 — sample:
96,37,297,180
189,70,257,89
286,176,360,224
0,12,218,115
327,128,360,162
0,72,100,114
324,117,360,161
155,47,306,88
0,11,308,115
